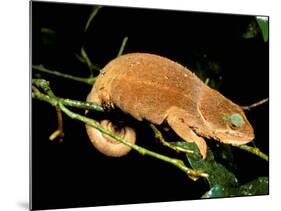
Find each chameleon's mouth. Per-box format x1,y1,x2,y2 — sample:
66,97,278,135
214,129,255,145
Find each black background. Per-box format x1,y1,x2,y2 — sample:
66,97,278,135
32,1,269,210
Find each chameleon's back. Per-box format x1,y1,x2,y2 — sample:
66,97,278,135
94,53,205,124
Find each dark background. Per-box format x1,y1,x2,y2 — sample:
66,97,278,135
32,1,269,210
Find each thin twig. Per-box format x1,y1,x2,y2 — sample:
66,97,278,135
84,5,102,32
75,53,87,64
117,36,128,57
241,98,269,111
32,65,96,85
32,85,41,95
150,124,194,154
32,85,57,106
33,83,64,141
233,144,268,161
81,47,93,76
204,78,210,85
32,79,56,98
75,50,100,73
81,47,100,75
49,106,64,142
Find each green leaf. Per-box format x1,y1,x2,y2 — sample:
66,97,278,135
171,142,268,198
201,185,242,198
239,177,269,196
256,16,269,42
201,185,228,198
171,142,238,187
202,177,269,198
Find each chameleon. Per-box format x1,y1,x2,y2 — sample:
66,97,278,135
85,53,254,159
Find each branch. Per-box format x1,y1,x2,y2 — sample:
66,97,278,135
233,144,268,161
49,106,64,142
32,79,208,180
84,5,102,32
60,103,208,179
32,79,56,97
80,47,100,75
241,98,269,111
60,98,104,112
150,124,194,154
150,122,268,162
117,36,128,57
32,65,96,85
32,79,104,112
204,77,210,85
32,84,64,142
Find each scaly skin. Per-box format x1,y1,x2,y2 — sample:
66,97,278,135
86,53,254,158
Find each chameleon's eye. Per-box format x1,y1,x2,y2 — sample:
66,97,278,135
230,113,244,128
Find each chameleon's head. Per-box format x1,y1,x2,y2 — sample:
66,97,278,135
198,89,255,145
